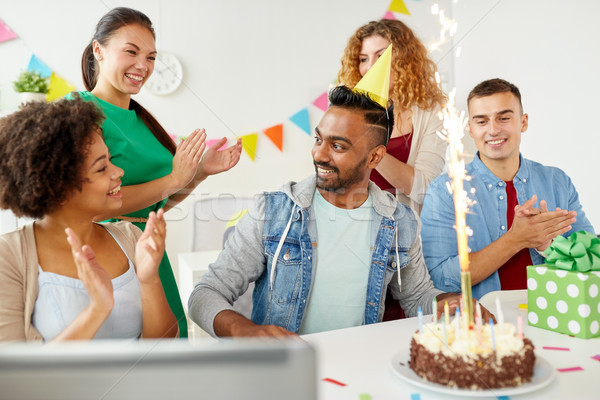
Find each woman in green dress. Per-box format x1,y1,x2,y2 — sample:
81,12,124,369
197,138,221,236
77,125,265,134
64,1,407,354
77,7,242,337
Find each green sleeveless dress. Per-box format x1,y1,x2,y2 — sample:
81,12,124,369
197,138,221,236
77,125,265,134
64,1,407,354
70,91,188,337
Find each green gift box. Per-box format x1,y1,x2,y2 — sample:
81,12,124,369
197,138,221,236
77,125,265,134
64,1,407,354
526,231,600,339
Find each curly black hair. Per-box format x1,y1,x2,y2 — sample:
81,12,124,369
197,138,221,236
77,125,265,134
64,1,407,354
0,95,105,218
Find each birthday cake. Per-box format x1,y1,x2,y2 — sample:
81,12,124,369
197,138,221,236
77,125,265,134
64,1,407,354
409,320,535,389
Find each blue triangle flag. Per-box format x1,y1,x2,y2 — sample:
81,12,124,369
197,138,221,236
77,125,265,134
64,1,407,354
27,54,52,78
289,108,311,135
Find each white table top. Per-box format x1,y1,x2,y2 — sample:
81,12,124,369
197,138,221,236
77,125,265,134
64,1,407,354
303,290,598,399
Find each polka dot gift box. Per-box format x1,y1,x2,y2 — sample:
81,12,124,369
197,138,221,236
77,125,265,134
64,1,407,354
527,231,600,339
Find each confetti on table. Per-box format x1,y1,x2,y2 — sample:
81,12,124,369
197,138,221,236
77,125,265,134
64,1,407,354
557,366,583,373
518,304,528,309
542,346,570,351
592,354,600,362
323,377,347,387
497,396,510,400
359,394,371,400
410,394,421,400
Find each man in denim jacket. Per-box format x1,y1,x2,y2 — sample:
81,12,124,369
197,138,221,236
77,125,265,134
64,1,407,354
189,86,475,338
421,78,595,300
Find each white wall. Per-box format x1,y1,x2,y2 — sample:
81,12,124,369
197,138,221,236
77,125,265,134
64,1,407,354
1,1,597,271
0,0,455,268
452,0,599,232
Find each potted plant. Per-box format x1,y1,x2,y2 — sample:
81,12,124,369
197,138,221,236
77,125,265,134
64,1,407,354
12,70,49,104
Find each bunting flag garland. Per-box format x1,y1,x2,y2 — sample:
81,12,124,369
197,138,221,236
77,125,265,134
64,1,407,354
27,54,52,77
26,54,76,101
3,2,410,164
383,10,397,20
262,123,284,151
47,72,76,101
388,0,410,15
240,133,258,161
289,108,311,136
0,19,17,43
312,91,329,112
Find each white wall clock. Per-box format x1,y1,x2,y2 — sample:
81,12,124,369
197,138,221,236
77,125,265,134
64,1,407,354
145,52,183,95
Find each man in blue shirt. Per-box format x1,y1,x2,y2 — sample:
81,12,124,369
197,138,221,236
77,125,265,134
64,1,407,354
421,78,594,300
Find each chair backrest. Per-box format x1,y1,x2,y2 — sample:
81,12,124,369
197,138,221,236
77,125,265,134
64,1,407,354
192,195,256,318
192,195,255,251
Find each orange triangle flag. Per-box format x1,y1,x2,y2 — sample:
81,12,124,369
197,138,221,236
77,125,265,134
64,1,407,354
240,133,258,161
262,124,283,151
389,0,410,15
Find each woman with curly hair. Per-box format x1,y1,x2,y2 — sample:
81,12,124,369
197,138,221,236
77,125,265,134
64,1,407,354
0,97,178,341
338,19,447,213
75,7,243,337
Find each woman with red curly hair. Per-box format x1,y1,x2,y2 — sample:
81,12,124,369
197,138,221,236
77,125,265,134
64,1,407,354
338,19,447,213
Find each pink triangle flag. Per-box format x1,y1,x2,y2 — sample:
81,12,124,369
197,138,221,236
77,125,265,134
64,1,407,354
0,19,17,43
383,10,397,20
312,91,329,112
206,138,228,151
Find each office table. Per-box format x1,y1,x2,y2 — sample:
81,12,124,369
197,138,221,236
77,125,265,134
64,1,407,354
303,290,598,399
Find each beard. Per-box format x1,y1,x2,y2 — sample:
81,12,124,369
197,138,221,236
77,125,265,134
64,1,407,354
314,157,368,192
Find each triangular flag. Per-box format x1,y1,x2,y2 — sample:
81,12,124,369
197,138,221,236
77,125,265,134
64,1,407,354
206,138,228,150
46,72,76,101
382,10,397,20
262,123,283,151
0,19,17,43
240,133,258,161
312,91,329,112
389,0,410,15
289,108,311,135
353,45,392,108
27,54,52,78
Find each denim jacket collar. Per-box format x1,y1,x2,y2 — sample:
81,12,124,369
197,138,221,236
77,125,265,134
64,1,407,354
279,175,399,219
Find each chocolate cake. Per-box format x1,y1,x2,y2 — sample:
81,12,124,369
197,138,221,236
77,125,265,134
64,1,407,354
409,321,535,389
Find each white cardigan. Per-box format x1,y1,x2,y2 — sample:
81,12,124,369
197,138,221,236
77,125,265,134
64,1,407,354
397,104,446,213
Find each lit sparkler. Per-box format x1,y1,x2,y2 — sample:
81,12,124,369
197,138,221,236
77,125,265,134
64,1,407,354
432,2,476,326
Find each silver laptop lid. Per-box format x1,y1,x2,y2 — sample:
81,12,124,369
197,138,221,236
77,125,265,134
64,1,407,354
0,339,316,400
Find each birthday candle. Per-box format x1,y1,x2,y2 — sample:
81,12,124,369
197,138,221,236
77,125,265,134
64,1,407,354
433,299,438,323
444,301,450,326
518,315,523,340
476,302,482,321
476,314,482,344
454,307,460,337
495,297,504,333
443,318,448,348
418,306,423,333
490,318,496,352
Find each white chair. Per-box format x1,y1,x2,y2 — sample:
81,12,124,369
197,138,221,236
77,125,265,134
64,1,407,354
192,195,256,251
192,195,256,318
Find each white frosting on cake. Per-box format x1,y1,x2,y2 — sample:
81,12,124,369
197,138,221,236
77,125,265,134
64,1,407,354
414,321,524,359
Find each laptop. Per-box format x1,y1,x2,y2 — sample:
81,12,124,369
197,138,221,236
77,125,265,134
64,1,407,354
0,339,316,400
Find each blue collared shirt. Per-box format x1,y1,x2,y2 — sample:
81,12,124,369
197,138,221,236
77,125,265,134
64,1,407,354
421,153,595,299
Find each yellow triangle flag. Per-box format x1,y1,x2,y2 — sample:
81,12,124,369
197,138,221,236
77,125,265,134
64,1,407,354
240,133,258,161
389,0,410,15
46,72,76,101
352,44,392,108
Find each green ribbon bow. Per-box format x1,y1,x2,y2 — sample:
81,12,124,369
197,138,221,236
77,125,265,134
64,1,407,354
543,231,600,272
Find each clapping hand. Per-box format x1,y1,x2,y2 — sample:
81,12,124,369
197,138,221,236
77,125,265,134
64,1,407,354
511,195,576,251
171,128,207,188
197,137,242,179
135,209,167,284
65,228,114,316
